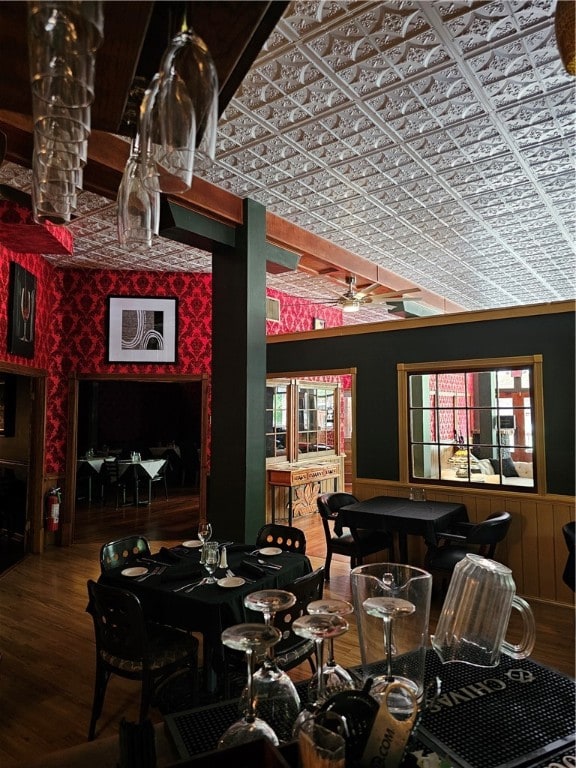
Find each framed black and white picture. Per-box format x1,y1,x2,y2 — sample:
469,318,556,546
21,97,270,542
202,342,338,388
8,262,36,358
107,296,178,363
313,317,325,330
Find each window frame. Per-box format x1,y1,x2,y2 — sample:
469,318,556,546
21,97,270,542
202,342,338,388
397,355,545,493
266,378,341,464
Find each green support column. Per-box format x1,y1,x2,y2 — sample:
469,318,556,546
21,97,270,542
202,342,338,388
209,198,267,543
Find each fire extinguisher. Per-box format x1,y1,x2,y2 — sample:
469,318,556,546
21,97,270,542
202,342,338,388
45,487,61,532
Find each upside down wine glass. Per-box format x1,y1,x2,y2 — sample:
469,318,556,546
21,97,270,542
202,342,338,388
362,596,416,716
217,623,281,748
242,590,301,742
306,598,355,699
291,612,350,738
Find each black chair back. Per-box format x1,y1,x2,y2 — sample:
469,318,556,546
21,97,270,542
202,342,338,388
317,492,358,521
256,523,306,554
466,511,512,556
99,535,151,572
88,579,147,662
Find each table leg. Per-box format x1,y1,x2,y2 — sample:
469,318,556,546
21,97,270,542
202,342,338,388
288,487,293,525
398,532,408,563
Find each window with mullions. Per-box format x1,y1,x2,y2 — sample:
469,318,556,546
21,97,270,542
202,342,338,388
399,357,544,492
265,381,289,459
297,384,335,458
266,379,339,462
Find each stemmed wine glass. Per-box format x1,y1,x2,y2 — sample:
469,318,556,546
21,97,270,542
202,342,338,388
202,541,219,584
306,599,354,698
20,287,32,342
139,9,218,194
293,613,349,705
362,596,416,715
242,590,301,742
217,623,281,749
198,521,212,565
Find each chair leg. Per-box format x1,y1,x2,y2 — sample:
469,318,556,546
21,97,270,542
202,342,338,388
88,665,110,740
324,551,332,581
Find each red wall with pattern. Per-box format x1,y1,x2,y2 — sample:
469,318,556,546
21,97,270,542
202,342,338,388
1,232,344,475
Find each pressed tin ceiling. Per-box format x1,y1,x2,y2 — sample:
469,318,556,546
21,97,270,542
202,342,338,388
0,0,575,325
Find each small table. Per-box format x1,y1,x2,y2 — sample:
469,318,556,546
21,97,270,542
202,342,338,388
76,458,106,503
338,495,468,562
116,458,166,506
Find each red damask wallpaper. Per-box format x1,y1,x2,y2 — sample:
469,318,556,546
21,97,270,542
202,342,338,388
0,214,344,475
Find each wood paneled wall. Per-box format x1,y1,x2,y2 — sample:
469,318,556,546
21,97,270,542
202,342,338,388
354,478,575,607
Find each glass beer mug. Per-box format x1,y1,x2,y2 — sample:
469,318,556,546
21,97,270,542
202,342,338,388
432,554,536,667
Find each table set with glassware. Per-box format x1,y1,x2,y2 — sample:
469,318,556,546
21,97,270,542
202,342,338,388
161,555,575,768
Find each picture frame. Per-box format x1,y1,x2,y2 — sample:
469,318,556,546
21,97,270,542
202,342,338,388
313,317,325,330
8,262,36,358
107,296,178,363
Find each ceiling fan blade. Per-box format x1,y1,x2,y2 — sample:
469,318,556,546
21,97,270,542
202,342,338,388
363,287,421,303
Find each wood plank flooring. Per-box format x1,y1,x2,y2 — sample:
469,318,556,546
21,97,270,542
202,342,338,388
0,489,573,767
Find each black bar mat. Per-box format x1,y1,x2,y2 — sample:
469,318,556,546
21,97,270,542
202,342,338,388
416,653,575,768
164,680,311,759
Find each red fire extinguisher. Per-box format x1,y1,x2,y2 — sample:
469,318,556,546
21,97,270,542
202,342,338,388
45,487,61,532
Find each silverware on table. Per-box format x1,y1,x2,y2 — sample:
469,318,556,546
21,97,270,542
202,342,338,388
185,578,208,593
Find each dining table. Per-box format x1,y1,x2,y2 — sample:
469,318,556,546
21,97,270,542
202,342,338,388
98,541,312,692
116,458,167,506
338,495,468,563
76,457,106,503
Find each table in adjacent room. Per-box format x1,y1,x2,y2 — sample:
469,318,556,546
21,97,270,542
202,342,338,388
338,495,468,562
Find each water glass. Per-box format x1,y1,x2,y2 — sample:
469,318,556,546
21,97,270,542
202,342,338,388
351,563,432,705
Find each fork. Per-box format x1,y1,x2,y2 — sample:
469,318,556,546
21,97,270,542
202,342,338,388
185,578,208,593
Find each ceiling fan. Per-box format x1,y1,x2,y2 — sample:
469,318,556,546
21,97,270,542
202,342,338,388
326,275,421,313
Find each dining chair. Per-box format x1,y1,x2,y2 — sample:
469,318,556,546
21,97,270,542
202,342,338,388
99,535,151,573
86,579,199,740
424,511,512,587
316,492,394,581
100,458,127,509
255,523,307,554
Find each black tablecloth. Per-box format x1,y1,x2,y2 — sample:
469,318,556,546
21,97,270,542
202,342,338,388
339,496,468,560
99,544,312,676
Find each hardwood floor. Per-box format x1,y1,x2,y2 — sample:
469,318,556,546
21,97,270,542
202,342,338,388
0,490,573,767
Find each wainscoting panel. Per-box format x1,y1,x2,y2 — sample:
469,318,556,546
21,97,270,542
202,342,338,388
354,478,575,607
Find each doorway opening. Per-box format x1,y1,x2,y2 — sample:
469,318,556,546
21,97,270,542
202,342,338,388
65,374,207,546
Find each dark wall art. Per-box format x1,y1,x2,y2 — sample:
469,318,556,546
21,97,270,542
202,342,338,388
8,262,36,358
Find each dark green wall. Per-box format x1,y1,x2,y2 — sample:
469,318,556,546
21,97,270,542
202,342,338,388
267,310,575,496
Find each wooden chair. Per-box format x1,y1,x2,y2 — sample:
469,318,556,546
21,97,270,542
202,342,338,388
255,523,306,554
424,511,512,586
86,579,199,739
316,492,394,581
99,535,151,573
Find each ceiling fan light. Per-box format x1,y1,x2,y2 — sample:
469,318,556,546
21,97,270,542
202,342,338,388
342,302,360,313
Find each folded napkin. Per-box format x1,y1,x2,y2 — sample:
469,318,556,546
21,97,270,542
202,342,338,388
160,561,203,583
240,559,265,579
228,543,255,553
158,546,188,562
